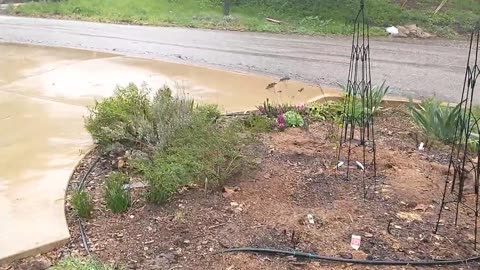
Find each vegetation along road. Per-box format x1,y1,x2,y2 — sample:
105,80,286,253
0,15,473,102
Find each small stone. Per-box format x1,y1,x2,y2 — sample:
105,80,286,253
183,240,191,244
144,246,149,251
130,215,135,219
201,240,208,245
407,237,414,242
230,202,239,207
263,173,271,179
209,247,214,252
394,225,402,229
364,233,373,238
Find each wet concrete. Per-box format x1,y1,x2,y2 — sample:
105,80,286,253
0,15,473,103
0,43,328,264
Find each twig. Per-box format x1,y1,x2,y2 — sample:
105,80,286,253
434,0,448,15
266,18,282,24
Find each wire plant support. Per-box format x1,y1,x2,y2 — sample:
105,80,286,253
435,27,480,249
336,0,377,199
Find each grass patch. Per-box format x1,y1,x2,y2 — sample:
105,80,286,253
51,256,121,270
104,172,131,213
12,0,480,36
241,114,273,133
71,190,93,219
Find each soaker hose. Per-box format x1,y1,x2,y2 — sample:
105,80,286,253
219,247,480,266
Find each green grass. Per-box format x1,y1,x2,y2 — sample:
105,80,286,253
71,190,93,219
104,172,131,213
11,0,480,37
51,256,121,270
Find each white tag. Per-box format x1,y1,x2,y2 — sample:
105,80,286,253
351,235,361,250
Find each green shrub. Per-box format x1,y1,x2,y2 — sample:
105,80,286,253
308,100,344,122
71,190,93,219
104,172,131,213
409,98,461,144
242,115,273,132
283,111,304,127
85,84,195,150
51,256,121,270
136,117,246,204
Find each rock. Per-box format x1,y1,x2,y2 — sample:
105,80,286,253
18,257,51,270
183,240,190,244
201,240,209,245
230,202,239,207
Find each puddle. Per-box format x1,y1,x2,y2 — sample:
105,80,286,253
0,43,334,263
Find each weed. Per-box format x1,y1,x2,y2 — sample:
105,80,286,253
71,190,93,219
51,256,121,270
308,100,345,122
242,115,273,133
283,111,305,127
104,172,131,213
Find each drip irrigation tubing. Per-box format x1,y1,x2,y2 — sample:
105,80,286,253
219,247,480,266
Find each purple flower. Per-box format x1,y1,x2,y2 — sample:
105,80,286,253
277,114,286,130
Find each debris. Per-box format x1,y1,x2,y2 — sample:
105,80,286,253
418,142,425,151
364,233,373,238
336,161,345,169
123,181,149,190
266,17,282,24
396,212,423,222
355,161,365,171
222,186,240,198
307,214,315,224
230,202,239,207
129,215,135,219
352,250,368,260
265,82,277,89
338,252,353,259
279,76,290,82
386,26,399,35
394,225,402,229
263,173,271,179
414,204,428,211
351,235,361,250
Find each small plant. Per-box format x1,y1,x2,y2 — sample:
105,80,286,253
409,98,461,145
242,115,273,133
257,98,294,118
276,114,286,130
71,190,93,219
104,172,131,213
283,111,305,127
308,100,345,122
51,256,121,270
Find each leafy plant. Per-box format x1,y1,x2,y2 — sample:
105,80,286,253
71,190,93,219
104,172,131,213
409,98,461,144
257,98,294,118
283,110,305,127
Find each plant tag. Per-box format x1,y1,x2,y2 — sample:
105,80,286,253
351,235,361,250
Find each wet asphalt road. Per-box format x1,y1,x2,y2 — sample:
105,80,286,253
0,15,473,102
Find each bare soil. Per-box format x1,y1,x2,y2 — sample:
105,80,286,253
6,108,480,270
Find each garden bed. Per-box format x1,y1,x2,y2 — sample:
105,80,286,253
19,107,480,270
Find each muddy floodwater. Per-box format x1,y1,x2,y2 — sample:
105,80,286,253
0,43,332,263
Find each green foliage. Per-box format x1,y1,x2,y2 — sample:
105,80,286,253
15,0,479,36
283,111,304,127
308,101,344,122
104,172,131,213
135,114,247,204
242,115,273,133
85,84,195,150
51,256,121,270
71,190,93,219
409,98,461,144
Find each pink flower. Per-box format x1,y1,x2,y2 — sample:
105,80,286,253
277,114,286,130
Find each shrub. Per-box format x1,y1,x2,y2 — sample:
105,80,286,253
136,114,246,204
308,100,344,122
104,172,131,213
51,256,121,270
242,115,273,132
283,110,304,127
71,190,93,219
409,98,461,144
85,84,195,151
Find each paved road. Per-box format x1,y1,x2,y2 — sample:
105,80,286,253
0,15,473,102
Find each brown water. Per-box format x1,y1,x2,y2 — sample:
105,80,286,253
0,43,331,263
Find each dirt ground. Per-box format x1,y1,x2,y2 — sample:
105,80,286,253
6,108,480,270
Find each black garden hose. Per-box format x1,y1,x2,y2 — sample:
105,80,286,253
220,247,480,266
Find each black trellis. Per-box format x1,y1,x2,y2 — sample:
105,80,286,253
435,28,480,249
336,0,377,199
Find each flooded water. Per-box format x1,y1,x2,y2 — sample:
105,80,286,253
0,43,331,263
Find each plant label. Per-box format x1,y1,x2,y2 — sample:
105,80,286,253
351,235,361,250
